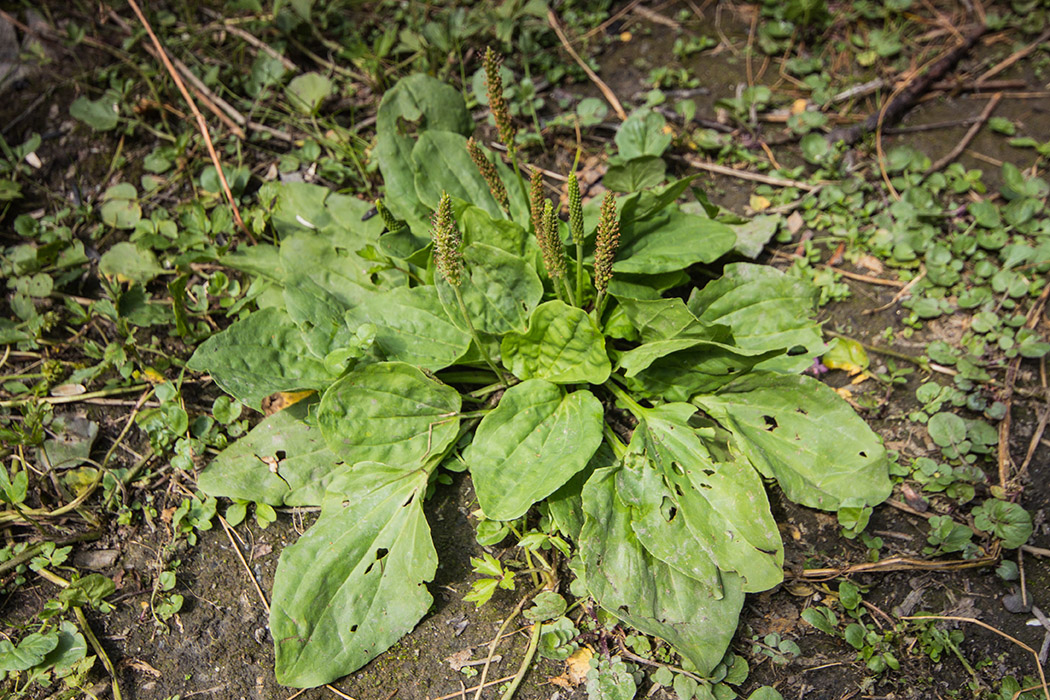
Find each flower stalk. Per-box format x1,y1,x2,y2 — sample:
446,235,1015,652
430,192,505,384
484,46,525,196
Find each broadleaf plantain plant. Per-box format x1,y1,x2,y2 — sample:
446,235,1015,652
187,67,892,689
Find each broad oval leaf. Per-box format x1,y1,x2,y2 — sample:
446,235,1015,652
687,262,824,373
694,373,892,511
271,463,435,687
345,286,471,371
198,400,344,507
501,301,611,384
436,242,543,336
580,466,745,675
187,307,333,411
633,403,783,592
0,632,60,672
466,380,604,520
411,131,502,218
614,208,735,275
318,362,461,467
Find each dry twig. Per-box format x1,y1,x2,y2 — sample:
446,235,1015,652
925,92,1001,174
548,9,627,121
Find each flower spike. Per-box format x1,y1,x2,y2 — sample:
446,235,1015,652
484,47,516,152
467,138,509,213
430,192,462,287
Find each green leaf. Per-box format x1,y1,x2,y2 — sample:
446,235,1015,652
746,687,784,700
616,109,673,159
604,155,667,192
99,185,142,230
455,201,529,255
617,297,706,342
731,215,780,259
800,606,837,635
436,243,543,335
586,655,638,700
285,72,333,114
614,208,736,275
687,263,824,372
631,403,784,592
411,131,502,218
500,301,611,384
187,307,332,411
972,499,1032,549
466,380,604,520
580,467,745,675
927,412,967,448
318,362,461,467
41,621,87,674
345,286,471,371
694,373,892,511
98,242,161,284
620,335,779,402
271,463,436,687
69,96,119,131
524,591,568,622
283,277,368,359
0,632,59,672
198,399,345,507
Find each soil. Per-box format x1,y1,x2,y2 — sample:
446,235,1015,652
2,3,1049,700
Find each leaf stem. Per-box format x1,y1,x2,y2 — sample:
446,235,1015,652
453,286,507,386
560,276,576,307
604,379,646,419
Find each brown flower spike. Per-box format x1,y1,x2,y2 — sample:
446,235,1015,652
467,138,509,213
484,47,516,151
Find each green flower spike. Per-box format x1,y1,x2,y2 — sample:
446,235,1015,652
593,191,620,315
466,138,509,214
375,198,404,233
430,192,462,287
567,172,585,305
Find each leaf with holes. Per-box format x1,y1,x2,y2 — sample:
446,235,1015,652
630,402,784,592
318,362,461,467
198,400,344,507
694,373,892,511
580,466,746,675
271,463,435,687
466,380,604,520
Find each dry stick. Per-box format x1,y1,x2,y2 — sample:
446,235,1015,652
325,686,356,700
124,0,255,244
548,9,627,121
1017,401,1050,479
221,23,298,73
902,615,1050,700
473,593,534,700
769,250,907,287
977,28,1050,83
678,155,818,191
431,676,517,700
925,92,1001,174
218,515,270,614
796,553,997,580
827,25,988,147
864,266,927,314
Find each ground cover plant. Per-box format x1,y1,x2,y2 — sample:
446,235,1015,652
186,58,893,690
2,1,1050,699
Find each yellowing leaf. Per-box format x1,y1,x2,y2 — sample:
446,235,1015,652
822,337,870,375
791,99,808,115
749,194,771,211
619,31,632,42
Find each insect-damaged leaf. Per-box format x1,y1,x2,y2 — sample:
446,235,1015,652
687,262,824,373
580,467,745,675
319,362,461,468
466,380,603,520
694,373,892,511
198,400,344,507
501,301,611,384
187,307,333,411
629,403,783,592
271,463,435,687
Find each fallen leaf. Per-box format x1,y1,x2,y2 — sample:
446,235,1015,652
791,99,808,115
749,194,771,212
855,254,884,274
786,211,804,234
50,383,86,397
564,647,593,685
447,648,472,671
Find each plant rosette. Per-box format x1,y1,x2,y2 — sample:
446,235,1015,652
188,72,892,688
